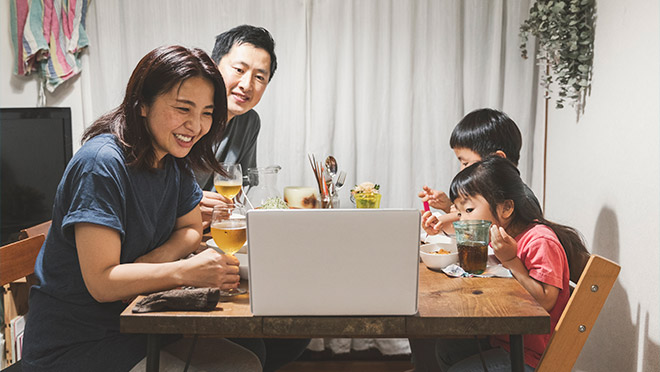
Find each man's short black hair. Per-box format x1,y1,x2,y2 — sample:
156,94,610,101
211,24,277,81
449,108,522,166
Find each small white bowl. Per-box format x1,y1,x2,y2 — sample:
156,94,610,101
423,233,455,245
420,241,458,270
206,238,247,254
235,253,249,280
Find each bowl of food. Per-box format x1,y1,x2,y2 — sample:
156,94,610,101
420,240,458,270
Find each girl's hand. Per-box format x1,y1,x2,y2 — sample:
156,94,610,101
421,211,460,236
490,225,518,263
421,210,442,235
182,249,240,290
418,186,452,213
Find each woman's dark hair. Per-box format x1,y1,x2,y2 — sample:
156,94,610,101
449,156,589,281
211,24,277,81
449,108,522,166
82,45,228,173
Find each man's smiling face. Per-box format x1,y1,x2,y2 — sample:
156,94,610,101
217,42,272,121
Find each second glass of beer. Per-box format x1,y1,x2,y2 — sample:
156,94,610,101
214,163,243,201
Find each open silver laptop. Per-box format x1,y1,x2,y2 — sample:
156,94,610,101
246,209,420,316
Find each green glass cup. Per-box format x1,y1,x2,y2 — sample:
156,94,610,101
452,220,491,274
353,193,382,208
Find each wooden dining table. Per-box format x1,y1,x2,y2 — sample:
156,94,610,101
121,262,549,372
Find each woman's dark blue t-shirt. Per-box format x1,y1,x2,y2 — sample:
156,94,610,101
22,134,203,371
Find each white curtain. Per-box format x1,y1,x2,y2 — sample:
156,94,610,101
80,0,539,355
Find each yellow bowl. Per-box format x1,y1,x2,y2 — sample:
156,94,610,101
353,193,382,208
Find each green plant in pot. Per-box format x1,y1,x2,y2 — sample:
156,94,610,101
519,0,596,115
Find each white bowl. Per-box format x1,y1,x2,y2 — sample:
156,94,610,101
206,238,247,254
420,240,458,270
235,253,249,280
422,233,455,245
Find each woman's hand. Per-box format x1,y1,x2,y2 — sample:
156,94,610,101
180,249,240,290
200,191,233,230
418,186,452,213
490,225,518,263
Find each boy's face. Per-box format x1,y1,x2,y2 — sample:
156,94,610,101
453,147,483,170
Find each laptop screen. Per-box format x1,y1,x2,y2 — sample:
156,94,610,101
247,209,420,316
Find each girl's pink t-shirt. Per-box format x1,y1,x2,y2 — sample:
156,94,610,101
490,223,571,368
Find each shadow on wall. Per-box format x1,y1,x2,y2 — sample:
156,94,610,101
575,207,659,371
643,311,660,372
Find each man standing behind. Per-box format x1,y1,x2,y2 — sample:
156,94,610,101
198,25,277,228
198,26,309,372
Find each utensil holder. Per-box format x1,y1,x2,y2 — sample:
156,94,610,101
320,194,340,208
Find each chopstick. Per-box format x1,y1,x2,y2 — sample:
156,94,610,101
320,166,329,197
308,153,326,197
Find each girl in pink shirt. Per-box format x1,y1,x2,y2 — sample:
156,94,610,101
410,156,589,371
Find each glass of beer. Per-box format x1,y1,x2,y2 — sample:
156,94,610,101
214,163,243,201
452,220,491,274
211,203,247,296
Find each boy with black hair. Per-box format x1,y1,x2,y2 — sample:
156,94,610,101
419,108,540,236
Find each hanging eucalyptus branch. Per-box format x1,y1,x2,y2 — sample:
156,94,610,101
519,0,596,114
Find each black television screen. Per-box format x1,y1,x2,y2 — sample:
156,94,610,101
1,107,73,245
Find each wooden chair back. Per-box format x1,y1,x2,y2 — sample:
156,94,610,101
17,220,51,240
0,234,45,286
536,254,620,372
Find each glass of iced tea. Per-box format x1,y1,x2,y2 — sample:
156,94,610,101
214,163,243,202
452,220,491,274
211,203,247,296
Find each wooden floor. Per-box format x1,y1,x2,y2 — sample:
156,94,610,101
279,361,413,372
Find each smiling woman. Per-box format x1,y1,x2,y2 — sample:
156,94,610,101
141,76,216,166
81,45,228,173
20,46,262,372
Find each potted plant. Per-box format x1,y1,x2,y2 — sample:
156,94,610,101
519,0,596,115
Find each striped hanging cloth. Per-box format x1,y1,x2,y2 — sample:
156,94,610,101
10,0,91,93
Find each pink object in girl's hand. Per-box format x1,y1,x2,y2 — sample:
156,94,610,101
423,201,430,212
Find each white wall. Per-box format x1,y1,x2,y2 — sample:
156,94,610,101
544,1,659,371
0,0,88,152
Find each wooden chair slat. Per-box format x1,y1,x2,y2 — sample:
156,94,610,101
536,255,620,372
17,220,52,240
0,234,45,286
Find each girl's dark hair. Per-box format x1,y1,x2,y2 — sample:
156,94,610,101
449,156,589,281
82,45,228,173
449,108,522,166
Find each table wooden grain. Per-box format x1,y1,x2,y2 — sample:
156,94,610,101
121,263,550,372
